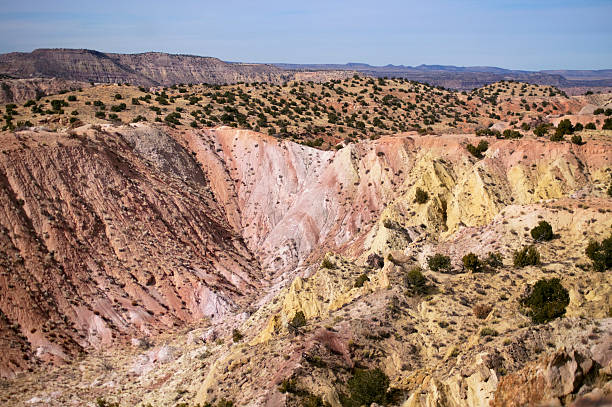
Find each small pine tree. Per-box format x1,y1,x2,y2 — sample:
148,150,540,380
414,187,429,204
462,252,483,272
513,246,540,267
521,278,569,323
530,221,553,241
427,254,451,272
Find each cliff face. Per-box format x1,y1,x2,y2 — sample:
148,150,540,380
0,49,353,88
0,78,92,104
179,128,610,276
0,124,611,406
0,125,261,378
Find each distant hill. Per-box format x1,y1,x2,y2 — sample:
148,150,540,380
274,62,612,90
1,49,611,90
0,48,294,87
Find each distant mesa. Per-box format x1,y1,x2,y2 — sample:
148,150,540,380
1,48,612,91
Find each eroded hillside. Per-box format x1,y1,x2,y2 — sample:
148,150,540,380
0,122,610,406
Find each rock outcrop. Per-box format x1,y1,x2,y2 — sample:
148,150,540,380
0,123,610,406
0,49,354,87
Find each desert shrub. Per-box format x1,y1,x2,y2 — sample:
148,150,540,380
585,232,612,272
555,119,574,137
480,327,499,337
301,395,326,407
502,129,522,139
513,246,540,267
594,108,604,115
321,256,336,269
164,112,181,125
95,111,106,119
462,252,483,272
290,311,307,328
473,303,492,319
366,253,384,269
414,187,429,204
354,273,370,287
485,252,503,268
466,140,488,158
521,278,569,323
585,122,596,130
232,329,243,343
476,128,501,138
574,123,584,132
114,93,122,100
550,133,564,142
344,368,390,407
95,399,119,407
571,135,584,145
67,95,77,101
111,103,126,112
278,378,298,394
427,253,451,272
131,97,140,105
404,267,428,295
533,123,551,137
530,221,553,241
603,118,612,130
131,115,147,123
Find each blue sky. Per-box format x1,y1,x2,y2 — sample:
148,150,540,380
0,0,610,70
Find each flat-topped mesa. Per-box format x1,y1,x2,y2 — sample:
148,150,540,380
0,49,355,88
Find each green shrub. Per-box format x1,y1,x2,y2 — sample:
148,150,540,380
513,246,540,267
345,368,390,406
466,140,488,158
480,327,499,337
278,378,298,394
110,103,126,112
354,273,370,287
485,252,503,268
67,95,77,101
574,123,584,132
321,257,336,269
289,311,307,328
502,129,523,139
603,118,612,130
550,133,564,142
521,278,569,323
95,399,119,407
585,122,596,130
366,253,384,269
414,187,429,204
555,119,574,137
164,112,181,125
404,266,428,295
427,253,451,272
530,221,553,241
462,252,483,272
232,329,243,343
533,123,550,137
571,135,584,145
585,232,612,272
95,111,106,119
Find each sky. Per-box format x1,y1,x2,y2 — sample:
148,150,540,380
0,0,610,70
